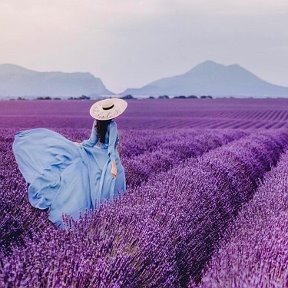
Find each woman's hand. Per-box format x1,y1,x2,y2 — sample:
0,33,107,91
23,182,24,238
111,161,117,178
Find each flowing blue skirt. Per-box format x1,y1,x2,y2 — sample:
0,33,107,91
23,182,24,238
12,128,126,229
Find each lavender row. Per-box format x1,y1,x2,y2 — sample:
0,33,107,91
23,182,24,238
192,150,288,288
123,129,249,188
102,128,201,158
112,130,288,287
2,130,288,287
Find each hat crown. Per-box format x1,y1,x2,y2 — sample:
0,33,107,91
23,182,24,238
90,97,127,120
102,99,114,109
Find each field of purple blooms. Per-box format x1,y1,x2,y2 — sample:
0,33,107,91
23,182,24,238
191,148,288,288
1,99,288,287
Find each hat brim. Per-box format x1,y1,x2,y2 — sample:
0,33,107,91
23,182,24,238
89,98,128,120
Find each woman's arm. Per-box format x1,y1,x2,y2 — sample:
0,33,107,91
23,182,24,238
108,121,118,178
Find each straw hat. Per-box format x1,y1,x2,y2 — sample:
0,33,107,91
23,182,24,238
89,97,128,120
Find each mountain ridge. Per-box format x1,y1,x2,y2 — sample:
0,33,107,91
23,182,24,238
122,60,288,97
0,63,114,99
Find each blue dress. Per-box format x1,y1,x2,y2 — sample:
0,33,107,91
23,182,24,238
12,119,126,229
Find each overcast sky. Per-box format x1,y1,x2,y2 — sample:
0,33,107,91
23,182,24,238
0,0,287,93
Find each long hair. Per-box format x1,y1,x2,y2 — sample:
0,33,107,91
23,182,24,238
95,119,112,143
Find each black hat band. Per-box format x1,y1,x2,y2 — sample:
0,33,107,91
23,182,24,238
102,104,114,110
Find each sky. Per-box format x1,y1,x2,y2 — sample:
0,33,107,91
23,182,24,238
0,0,287,93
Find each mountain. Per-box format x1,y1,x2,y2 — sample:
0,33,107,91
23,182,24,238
0,64,114,99
122,60,288,98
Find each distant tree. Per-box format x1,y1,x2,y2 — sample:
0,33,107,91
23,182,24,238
67,95,90,100
36,96,51,100
200,95,213,99
79,95,90,100
158,95,170,99
121,94,135,99
173,95,186,99
53,97,61,100
148,96,155,99
17,96,27,100
187,95,198,99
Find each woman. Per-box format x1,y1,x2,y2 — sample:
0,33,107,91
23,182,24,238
12,98,128,229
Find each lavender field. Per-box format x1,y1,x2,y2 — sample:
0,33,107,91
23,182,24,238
1,98,288,287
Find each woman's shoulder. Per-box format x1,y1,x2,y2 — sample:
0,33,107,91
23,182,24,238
109,120,117,127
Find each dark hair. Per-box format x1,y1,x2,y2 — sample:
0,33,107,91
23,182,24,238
95,119,113,143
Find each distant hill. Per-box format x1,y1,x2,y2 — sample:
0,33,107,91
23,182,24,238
0,64,114,99
122,60,288,98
